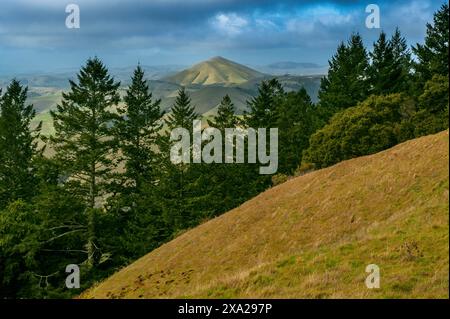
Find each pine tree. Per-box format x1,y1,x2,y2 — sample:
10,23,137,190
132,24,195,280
165,87,197,131
319,33,369,115
413,4,449,85
369,31,395,94
50,57,120,268
243,79,283,190
117,65,164,192
244,78,284,129
207,94,238,129
109,65,166,261
368,29,411,95
158,88,200,232
390,28,412,93
0,80,41,209
277,88,316,175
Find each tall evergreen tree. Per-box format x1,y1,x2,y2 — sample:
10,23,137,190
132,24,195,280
50,57,120,268
0,80,41,209
319,33,369,115
165,87,197,131
390,28,412,93
244,78,284,129
368,30,411,95
276,88,316,175
368,31,395,95
204,95,259,215
242,79,283,189
412,4,449,85
158,88,200,232
207,94,238,129
116,65,164,192
109,65,166,262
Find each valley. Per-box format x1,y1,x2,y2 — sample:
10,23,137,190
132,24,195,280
2,56,323,136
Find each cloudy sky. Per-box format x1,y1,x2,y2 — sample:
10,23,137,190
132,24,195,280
0,0,446,74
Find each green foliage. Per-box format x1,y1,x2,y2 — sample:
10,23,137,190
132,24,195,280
107,66,167,262
318,33,369,115
165,87,198,131
50,57,121,268
204,95,268,216
303,94,412,168
413,4,449,86
408,75,449,137
0,187,87,298
276,88,318,174
0,80,41,209
244,78,284,128
158,88,203,231
207,94,238,129
116,65,164,192
368,29,412,95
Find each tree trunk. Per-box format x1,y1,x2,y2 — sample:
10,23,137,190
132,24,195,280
86,161,96,269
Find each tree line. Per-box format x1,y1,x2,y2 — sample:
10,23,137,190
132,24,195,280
0,4,448,298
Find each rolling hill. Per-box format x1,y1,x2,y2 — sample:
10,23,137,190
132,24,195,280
82,130,449,299
163,56,264,86
18,57,324,134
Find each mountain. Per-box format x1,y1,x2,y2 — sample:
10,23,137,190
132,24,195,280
268,62,321,69
163,56,265,86
256,61,328,76
20,57,324,133
81,131,449,299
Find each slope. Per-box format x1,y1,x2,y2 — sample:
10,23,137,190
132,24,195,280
164,56,264,86
83,131,449,299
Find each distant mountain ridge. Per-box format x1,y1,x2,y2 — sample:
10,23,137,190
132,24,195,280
12,57,324,133
268,61,321,69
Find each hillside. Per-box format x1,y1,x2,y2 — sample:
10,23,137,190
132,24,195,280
82,131,449,299
163,56,264,86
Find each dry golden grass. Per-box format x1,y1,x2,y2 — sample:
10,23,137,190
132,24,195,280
81,130,449,299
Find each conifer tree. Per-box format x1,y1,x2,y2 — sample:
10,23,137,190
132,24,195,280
117,65,164,192
319,33,369,115
413,4,449,85
390,28,412,93
109,65,166,261
277,88,316,175
243,79,283,190
0,80,41,209
205,95,252,214
165,87,197,131
245,79,284,129
50,57,120,268
158,87,200,232
368,29,411,95
369,31,395,94
207,94,238,129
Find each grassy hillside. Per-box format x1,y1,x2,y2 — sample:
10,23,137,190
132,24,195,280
164,56,264,86
82,131,449,299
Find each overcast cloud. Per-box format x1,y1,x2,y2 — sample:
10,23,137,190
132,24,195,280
0,0,446,74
